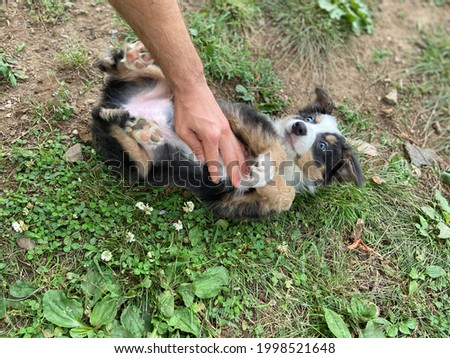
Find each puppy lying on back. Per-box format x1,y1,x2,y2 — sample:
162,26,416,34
91,42,363,219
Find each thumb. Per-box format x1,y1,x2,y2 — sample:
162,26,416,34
181,131,205,162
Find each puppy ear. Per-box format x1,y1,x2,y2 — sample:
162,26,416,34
337,145,364,186
299,87,335,116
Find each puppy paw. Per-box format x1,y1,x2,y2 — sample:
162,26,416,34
122,41,154,70
241,152,276,188
125,118,164,146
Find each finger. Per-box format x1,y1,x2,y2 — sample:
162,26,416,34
219,133,246,188
179,130,205,162
202,137,221,184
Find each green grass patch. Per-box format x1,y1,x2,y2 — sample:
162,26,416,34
186,2,286,113
25,0,73,24
30,81,76,123
1,131,448,337
55,41,90,70
411,30,450,152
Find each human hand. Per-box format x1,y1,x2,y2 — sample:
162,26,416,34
173,84,247,187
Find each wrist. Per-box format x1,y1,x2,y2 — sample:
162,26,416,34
171,67,208,95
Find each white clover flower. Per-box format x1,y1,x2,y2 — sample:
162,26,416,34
147,251,153,258
100,250,112,262
173,220,183,231
182,201,195,213
12,221,22,233
12,220,28,233
277,242,288,255
135,202,154,215
126,231,136,243
23,207,30,216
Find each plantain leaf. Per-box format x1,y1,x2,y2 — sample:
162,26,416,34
69,326,95,338
90,294,119,328
0,297,5,319
425,265,446,278
177,283,195,308
361,320,386,338
43,290,84,328
158,291,174,318
193,266,229,299
437,222,450,239
324,308,352,338
168,308,200,337
120,305,145,338
9,280,36,298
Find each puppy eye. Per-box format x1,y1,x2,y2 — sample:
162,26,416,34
304,117,315,123
319,141,329,151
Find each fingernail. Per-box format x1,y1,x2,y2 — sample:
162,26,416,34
197,154,205,162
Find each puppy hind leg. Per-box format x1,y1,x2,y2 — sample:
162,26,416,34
109,125,153,181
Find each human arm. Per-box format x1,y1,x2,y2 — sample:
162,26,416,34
108,0,246,187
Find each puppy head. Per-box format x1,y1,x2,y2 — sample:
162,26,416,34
280,88,363,190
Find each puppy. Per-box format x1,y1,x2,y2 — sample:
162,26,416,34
90,42,362,219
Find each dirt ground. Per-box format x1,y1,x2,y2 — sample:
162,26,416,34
1,0,449,195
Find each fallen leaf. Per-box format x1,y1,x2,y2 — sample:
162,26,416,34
348,139,378,157
382,108,394,116
371,176,386,185
347,218,375,253
405,142,437,167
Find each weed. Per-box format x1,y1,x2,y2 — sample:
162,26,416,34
55,41,90,70
187,3,286,113
336,99,371,132
372,49,393,64
0,49,28,86
31,81,75,123
261,0,349,65
411,30,450,152
25,0,73,24
317,0,373,36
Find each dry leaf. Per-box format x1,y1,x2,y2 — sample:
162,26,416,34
371,175,386,185
348,139,378,157
405,142,438,167
347,218,375,253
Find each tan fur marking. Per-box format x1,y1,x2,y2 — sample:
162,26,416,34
100,107,128,121
316,115,322,123
325,135,337,145
110,126,152,179
296,150,324,182
221,175,295,217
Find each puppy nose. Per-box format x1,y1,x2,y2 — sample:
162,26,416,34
291,121,307,136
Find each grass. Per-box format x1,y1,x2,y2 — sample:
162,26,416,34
25,0,73,24
1,131,448,338
1,0,449,339
55,41,90,70
30,81,76,124
411,30,450,152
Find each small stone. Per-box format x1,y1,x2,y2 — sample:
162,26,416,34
16,237,35,250
432,122,442,135
72,129,79,135
382,89,398,105
64,143,83,162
